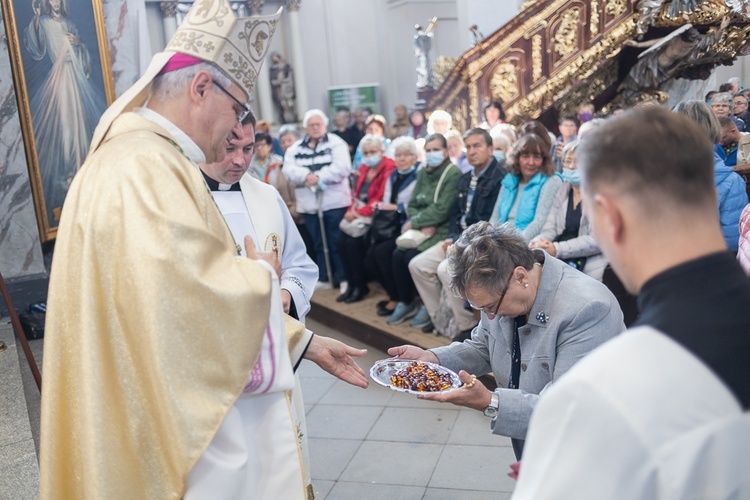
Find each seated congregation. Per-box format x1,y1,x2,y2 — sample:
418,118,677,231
248,88,750,341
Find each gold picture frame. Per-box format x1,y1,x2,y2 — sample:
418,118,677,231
1,0,115,242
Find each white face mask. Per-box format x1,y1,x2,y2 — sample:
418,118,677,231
425,151,445,167
363,154,382,167
493,150,505,163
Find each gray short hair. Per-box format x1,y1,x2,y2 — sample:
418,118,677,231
303,109,329,127
391,136,417,156
492,133,510,150
711,92,734,108
562,139,580,161
359,134,385,152
426,109,453,134
447,221,535,298
672,100,722,144
278,124,301,140
149,62,232,101
577,118,605,140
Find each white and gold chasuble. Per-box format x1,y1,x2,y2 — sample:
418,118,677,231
40,111,305,499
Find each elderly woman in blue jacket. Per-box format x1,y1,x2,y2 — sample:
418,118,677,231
673,100,748,251
490,133,562,242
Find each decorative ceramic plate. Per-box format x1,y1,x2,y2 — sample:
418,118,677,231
369,359,462,394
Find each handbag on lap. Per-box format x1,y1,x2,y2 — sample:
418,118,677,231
369,208,402,244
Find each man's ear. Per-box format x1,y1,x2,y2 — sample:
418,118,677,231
189,71,212,104
594,192,624,244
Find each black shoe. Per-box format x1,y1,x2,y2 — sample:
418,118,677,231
421,321,434,334
454,328,474,342
336,287,354,302
377,306,395,316
376,300,389,309
345,286,369,303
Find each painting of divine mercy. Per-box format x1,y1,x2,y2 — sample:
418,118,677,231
2,0,113,240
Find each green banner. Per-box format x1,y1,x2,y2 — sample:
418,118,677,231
327,84,380,115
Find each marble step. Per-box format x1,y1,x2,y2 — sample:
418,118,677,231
0,319,40,499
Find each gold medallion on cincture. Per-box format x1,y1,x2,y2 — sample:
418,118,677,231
264,233,282,259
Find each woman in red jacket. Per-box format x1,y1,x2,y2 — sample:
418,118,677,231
336,135,396,302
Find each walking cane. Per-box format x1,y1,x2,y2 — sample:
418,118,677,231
315,186,335,286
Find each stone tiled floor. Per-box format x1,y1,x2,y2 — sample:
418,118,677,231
302,318,516,500
0,317,516,499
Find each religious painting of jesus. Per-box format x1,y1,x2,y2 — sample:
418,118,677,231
1,0,114,241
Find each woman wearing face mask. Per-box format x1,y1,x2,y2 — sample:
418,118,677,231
381,133,462,324
336,135,396,303
529,141,608,281
352,114,392,169
489,133,563,242
490,129,510,176
366,137,420,315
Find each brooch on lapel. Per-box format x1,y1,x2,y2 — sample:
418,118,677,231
535,311,549,324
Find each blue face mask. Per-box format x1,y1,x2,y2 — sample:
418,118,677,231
363,154,381,167
425,151,445,167
493,150,505,163
562,168,581,186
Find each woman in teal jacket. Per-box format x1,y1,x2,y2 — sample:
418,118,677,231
490,133,562,242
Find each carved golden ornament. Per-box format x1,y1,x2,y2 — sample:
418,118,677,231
554,8,581,58
469,75,480,126
532,35,543,81
433,56,458,88
605,0,627,17
590,0,600,35
504,15,637,121
468,0,575,75
555,61,618,115
520,0,545,10
654,2,730,27
450,102,468,132
490,61,520,103
160,1,178,17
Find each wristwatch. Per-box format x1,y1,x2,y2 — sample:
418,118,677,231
483,391,500,418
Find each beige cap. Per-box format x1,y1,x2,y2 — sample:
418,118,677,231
88,0,281,154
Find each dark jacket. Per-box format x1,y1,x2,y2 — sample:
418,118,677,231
448,158,505,240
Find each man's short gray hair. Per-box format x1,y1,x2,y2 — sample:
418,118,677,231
303,109,329,127
447,221,535,298
149,62,232,102
390,136,417,157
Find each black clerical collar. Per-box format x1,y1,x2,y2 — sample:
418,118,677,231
635,250,750,409
201,170,241,191
638,252,738,316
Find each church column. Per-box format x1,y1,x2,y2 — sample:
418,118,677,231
160,2,179,43
284,0,308,119
248,0,275,122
